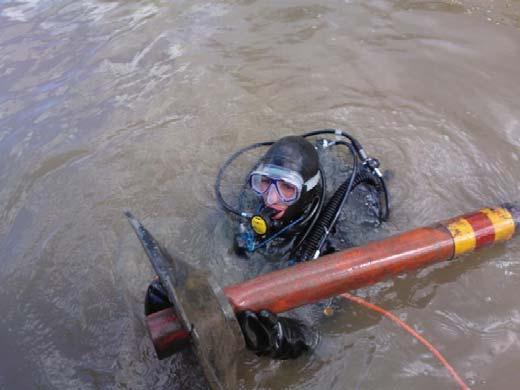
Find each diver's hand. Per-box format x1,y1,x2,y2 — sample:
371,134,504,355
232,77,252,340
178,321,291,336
237,310,311,359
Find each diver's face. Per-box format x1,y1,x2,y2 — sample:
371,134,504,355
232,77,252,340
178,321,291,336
249,169,301,220
263,184,289,220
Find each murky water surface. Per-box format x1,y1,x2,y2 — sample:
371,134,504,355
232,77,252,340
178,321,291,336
1,0,520,388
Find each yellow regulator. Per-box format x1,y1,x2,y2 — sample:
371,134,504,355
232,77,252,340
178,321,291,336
251,215,268,235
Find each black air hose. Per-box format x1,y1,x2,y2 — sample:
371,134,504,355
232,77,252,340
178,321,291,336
215,141,274,218
294,171,382,262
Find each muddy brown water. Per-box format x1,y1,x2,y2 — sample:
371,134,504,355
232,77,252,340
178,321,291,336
1,0,520,389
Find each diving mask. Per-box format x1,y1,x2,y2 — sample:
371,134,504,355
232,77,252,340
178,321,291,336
249,164,320,206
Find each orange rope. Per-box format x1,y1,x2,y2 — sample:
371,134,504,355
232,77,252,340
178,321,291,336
339,292,470,390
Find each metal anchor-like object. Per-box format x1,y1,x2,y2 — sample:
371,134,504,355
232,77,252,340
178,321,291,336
126,204,519,389
125,212,243,390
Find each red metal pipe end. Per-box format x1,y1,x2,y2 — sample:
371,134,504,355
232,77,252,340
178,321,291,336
440,206,517,257
145,307,190,359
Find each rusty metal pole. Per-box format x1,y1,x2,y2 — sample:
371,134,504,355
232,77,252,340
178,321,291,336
146,204,519,357
224,205,519,313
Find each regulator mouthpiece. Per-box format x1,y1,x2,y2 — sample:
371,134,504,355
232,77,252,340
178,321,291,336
251,208,280,236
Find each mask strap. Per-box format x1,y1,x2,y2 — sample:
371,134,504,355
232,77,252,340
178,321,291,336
304,171,320,191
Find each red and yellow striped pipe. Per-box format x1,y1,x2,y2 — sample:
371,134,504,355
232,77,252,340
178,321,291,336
443,207,516,256
224,204,519,314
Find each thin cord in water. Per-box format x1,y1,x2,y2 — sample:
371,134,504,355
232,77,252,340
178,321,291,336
339,292,470,390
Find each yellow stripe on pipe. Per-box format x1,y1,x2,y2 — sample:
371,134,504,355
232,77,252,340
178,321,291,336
480,207,516,242
447,218,476,256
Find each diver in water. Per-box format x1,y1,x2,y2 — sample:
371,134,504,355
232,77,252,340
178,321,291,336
146,129,389,360
231,135,323,258
216,130,389,262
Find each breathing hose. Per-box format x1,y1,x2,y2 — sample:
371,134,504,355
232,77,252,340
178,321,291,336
292,141,358,261
292,139,389,262
215,141,274,218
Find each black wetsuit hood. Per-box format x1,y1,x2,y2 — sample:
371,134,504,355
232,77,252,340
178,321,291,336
257,136,321,223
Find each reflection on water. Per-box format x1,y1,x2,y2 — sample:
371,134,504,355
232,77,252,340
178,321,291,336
1,0,520,389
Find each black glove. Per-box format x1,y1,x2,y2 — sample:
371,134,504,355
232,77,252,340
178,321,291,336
144,279,173,315
237,309,312,359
